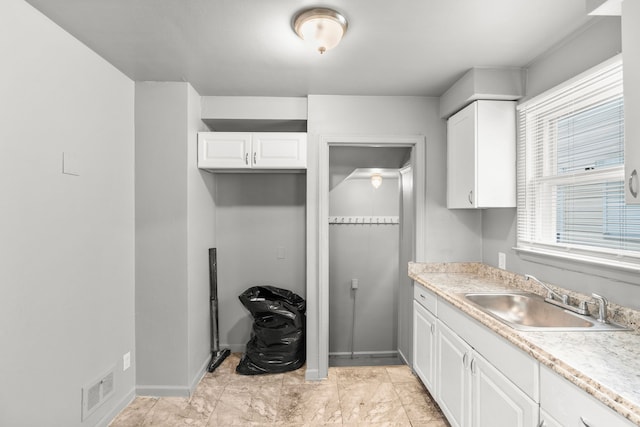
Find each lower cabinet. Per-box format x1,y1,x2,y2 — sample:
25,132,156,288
413,300,437,391
540,365,636,427
412,283,635,427
538,409,563,427
435,320,538,427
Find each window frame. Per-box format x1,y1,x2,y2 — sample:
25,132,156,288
516,54,640,272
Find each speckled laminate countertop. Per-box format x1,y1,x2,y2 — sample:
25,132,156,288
409,262,640,426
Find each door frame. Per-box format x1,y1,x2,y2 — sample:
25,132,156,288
306,134,426,380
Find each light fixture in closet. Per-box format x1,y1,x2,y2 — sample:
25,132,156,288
370,173,383,189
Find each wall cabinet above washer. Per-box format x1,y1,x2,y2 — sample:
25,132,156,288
198,132,307,171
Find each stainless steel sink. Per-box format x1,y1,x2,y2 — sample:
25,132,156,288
461,292,630,331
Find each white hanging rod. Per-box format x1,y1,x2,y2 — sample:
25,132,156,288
328,216,399,224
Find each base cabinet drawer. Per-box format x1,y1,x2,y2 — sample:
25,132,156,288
540,365,635,427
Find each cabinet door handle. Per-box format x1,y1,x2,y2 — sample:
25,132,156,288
468,190,473,205
537,421,546,427
470,358,477,374
253,152,257,165
430,323,435,334
462,352,468,368
580,417,592,427
630,169,638,198
245,153,249,165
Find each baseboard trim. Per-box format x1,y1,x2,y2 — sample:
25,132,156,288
397,348,409,365
95,388,136,427
305,368,321,381
135,384,190,397
188,355,211,395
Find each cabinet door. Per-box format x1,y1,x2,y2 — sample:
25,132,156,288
538,409,562,427
447,102,477,208
436,320,472,427
198,132,251,169
623,0,640,204
413,300,437,392
540,365,635,427
470,352,538,427
475,101,516,208
252,132,307,169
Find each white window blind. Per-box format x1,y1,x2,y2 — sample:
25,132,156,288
517,55,640,269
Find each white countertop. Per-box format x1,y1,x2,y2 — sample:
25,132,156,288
409,262,640,426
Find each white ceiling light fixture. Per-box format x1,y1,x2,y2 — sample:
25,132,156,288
293,7,348,54
371,173,383,189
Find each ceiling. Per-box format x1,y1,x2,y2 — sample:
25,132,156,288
25,0,596,97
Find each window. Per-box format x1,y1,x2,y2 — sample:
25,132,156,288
517,55,640,270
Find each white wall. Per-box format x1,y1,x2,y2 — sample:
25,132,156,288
0,1,135,425
329,176,400,355
215,173,306,351
135,82,214,395
482,17,640,308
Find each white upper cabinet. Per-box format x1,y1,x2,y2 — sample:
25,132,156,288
623,0,640,203
198,132,307,170
447,100,516,209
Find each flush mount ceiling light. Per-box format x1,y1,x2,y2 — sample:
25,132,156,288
293,7,348,54
371,173,383,189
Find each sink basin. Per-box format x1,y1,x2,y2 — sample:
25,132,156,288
461,292,629,331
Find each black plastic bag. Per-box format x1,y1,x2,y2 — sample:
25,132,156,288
236,285,306,375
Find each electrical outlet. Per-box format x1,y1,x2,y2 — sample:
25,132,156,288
351,279,359,289
123,352,131,371
498,252,506,270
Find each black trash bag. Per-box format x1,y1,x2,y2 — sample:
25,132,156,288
236,285,306,375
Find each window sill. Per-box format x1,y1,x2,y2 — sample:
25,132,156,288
514,245,640,274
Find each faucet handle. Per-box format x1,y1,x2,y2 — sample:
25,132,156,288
591,293,609,323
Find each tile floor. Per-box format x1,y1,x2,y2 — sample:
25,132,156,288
109,353,450,427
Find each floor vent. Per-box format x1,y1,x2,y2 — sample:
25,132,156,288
81,365,115,421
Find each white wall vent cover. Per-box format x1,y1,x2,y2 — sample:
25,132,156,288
81,365,115,421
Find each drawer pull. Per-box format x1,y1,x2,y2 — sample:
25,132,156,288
420,293,426,299
580,417,592,427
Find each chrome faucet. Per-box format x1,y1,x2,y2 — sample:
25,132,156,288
524,274,589,316
525,275,568,304
591,293,609,323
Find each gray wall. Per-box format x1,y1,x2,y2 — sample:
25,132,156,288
306,95,482,378
328,175,400,355
215,173,306,351
482,17,640,309
0,0,135,425
135,82,214,395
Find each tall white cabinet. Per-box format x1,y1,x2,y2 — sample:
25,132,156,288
446,100,516,209
623,0,640,204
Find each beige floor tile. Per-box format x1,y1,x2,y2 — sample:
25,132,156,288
109,396,158,427
335,366,392,384
393,381,445,423
410,420,451,427
339,381,410,425
207,383,281,426
140,396,212,427
385,366,419,384
275,382,342,425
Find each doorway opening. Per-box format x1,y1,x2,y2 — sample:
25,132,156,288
326,143,420,370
